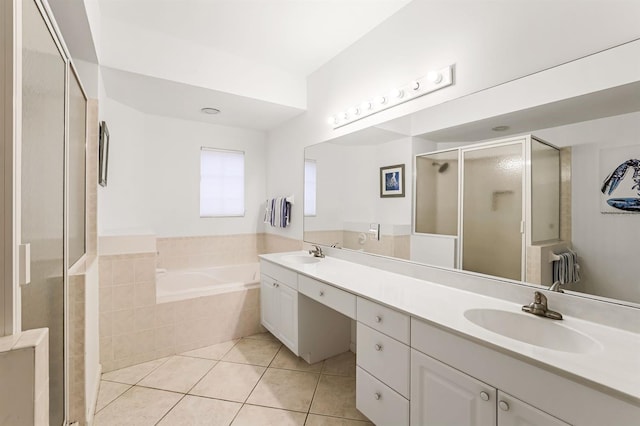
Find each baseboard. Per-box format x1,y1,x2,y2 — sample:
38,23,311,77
86,364,102,425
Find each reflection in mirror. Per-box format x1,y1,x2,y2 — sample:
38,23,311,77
414,150,458,236
304,137,413,259
304,110,640,307
462,142,526,281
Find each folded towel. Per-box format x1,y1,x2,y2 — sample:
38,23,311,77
552,249,580,285
264,197,291,228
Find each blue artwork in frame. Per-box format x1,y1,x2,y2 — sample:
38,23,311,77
380,164,405,198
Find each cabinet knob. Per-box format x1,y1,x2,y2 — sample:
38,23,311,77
375,315,382,323
499,401,510,411
480,391,489,401
374,392,381,400
374,344,382,351
319,291,324,296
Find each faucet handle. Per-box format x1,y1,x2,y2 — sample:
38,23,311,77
534,291,547,307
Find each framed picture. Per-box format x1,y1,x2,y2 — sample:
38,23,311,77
599,144,640,213
380,164,405,197
98,121,110,187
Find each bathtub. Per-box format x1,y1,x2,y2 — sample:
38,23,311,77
156,263,260,304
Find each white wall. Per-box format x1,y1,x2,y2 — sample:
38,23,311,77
266,0,640,241
98,97,267,237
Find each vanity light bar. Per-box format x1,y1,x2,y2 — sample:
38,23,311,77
329,65,454,128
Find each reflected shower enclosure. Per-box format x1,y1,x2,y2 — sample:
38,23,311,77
414,136,560,282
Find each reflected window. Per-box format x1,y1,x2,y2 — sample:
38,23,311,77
200,148,245,217
304,159,317,216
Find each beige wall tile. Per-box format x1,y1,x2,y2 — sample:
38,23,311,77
154,325,175,352
100,312,113,338
134,306,156,331
112,310,134,336
134,257,156,283
154,303,175,327
99,258,113,287
99,287,113,313
112,285,134,311
133,330,156,355
112,259,135,285
113,334,135,360
134,281,156,307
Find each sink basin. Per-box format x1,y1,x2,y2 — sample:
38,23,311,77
281,255,321,265
464,308,600,354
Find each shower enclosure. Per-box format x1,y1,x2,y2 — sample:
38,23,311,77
20,0,88,424
414,135,560,281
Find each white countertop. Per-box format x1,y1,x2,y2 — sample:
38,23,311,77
260,251,640,403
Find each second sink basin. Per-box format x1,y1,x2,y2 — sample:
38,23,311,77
464,308,600,354
281,255,321,265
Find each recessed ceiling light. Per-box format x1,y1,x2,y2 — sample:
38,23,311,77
492,125,510,132
201,107,221,115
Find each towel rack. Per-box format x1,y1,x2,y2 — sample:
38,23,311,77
548,252,562,263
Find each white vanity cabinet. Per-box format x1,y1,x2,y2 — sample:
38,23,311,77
410,349,569,426
356,298,411,426
259,260,351,363
260,273,299,354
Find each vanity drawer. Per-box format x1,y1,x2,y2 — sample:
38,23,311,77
357,297,410,344
298,275,356,319
356,366,409,426
260,260,298,290
357,323,410,398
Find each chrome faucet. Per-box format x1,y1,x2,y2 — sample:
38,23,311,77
309,245,325,258
548,281,564,293
522,291,563,320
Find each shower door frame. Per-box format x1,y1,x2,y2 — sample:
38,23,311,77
12,0,84,423
458,136,530,282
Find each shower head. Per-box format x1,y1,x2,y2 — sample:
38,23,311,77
432,162,449,173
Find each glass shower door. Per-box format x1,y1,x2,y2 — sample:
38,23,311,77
461,143,524,281
21,0,67,423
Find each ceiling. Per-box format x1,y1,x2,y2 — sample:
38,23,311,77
62,0,409,130
97,0,411,77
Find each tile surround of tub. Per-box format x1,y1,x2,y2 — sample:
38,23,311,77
99,251,263,372
157,234,262,270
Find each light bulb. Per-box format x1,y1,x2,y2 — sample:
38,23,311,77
349,106,360,116
375,95,387,105
391,88,404,99
342,112,349,120
410,81,420,91
361,101,372,111
426,70,443,84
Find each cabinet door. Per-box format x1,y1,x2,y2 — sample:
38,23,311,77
278,283,299,353
411,349,496,426
497,391,570,426
260,276,279,333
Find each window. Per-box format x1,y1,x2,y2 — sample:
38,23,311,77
304,159,317,216
200,148,245,217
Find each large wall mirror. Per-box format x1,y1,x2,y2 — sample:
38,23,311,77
304,76,640,308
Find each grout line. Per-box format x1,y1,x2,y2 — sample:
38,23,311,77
182,359,220,396
306,366,323,420
93,382,133,415
153,392,187,426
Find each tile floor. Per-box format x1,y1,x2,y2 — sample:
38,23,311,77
94,332,373,426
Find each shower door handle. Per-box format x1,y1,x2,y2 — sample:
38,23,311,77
19,243,31,286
